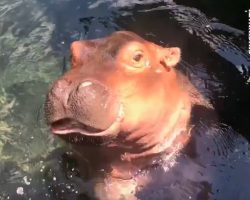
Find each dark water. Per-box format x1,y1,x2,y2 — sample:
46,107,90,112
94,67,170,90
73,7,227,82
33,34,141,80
0,0,250,199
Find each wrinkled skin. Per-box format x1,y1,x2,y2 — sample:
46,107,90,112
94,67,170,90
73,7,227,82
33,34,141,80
45,31,212,199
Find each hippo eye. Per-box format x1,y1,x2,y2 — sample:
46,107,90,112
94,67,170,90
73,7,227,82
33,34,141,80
130,50,148,69
133,51,143,62
118,44,150,71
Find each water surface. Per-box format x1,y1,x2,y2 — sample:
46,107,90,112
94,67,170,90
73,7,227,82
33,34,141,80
0,0,250,199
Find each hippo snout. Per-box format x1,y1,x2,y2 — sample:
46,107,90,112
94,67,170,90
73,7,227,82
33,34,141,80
45,78,122,137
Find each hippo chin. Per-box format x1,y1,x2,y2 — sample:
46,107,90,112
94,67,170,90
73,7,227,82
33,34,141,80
45,31,212,199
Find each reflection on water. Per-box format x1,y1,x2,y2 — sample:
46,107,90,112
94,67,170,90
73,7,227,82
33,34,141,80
0,0,249,199
149,3,250,80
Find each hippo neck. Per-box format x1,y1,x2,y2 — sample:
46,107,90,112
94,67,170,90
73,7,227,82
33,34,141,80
107,98,192,180
157,96,192,154
119,96,192,162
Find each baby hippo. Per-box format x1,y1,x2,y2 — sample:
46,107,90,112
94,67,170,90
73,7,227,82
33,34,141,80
45,31,211,199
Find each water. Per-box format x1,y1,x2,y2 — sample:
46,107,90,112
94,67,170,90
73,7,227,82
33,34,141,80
0,0,250,199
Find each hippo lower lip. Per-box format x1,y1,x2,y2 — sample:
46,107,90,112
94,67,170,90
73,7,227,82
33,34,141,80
50,105,124,137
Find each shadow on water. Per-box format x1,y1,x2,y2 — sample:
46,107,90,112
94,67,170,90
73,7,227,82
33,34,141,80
174,0,249,33
0,0,250,199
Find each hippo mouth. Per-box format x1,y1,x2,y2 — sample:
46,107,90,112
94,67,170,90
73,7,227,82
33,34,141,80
50,105,124,137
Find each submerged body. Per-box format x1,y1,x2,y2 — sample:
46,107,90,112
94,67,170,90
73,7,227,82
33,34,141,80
45,31,212,199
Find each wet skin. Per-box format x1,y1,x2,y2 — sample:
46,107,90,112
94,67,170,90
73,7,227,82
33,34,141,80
45,31,212,199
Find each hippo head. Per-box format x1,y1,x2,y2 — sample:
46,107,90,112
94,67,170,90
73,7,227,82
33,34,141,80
45,31,191,161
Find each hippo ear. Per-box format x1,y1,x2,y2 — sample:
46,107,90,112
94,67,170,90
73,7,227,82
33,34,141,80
161,47,181,69
70,41,89,69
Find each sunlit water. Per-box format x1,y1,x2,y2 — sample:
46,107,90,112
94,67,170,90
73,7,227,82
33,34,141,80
0,0,250,199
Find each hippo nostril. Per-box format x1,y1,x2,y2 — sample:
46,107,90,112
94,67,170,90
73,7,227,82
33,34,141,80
78,81,93,89
76,80,109,99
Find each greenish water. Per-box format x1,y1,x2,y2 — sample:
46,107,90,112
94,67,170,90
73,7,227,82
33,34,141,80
0,0,250,199
0,1,58,159
0,0,64,198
